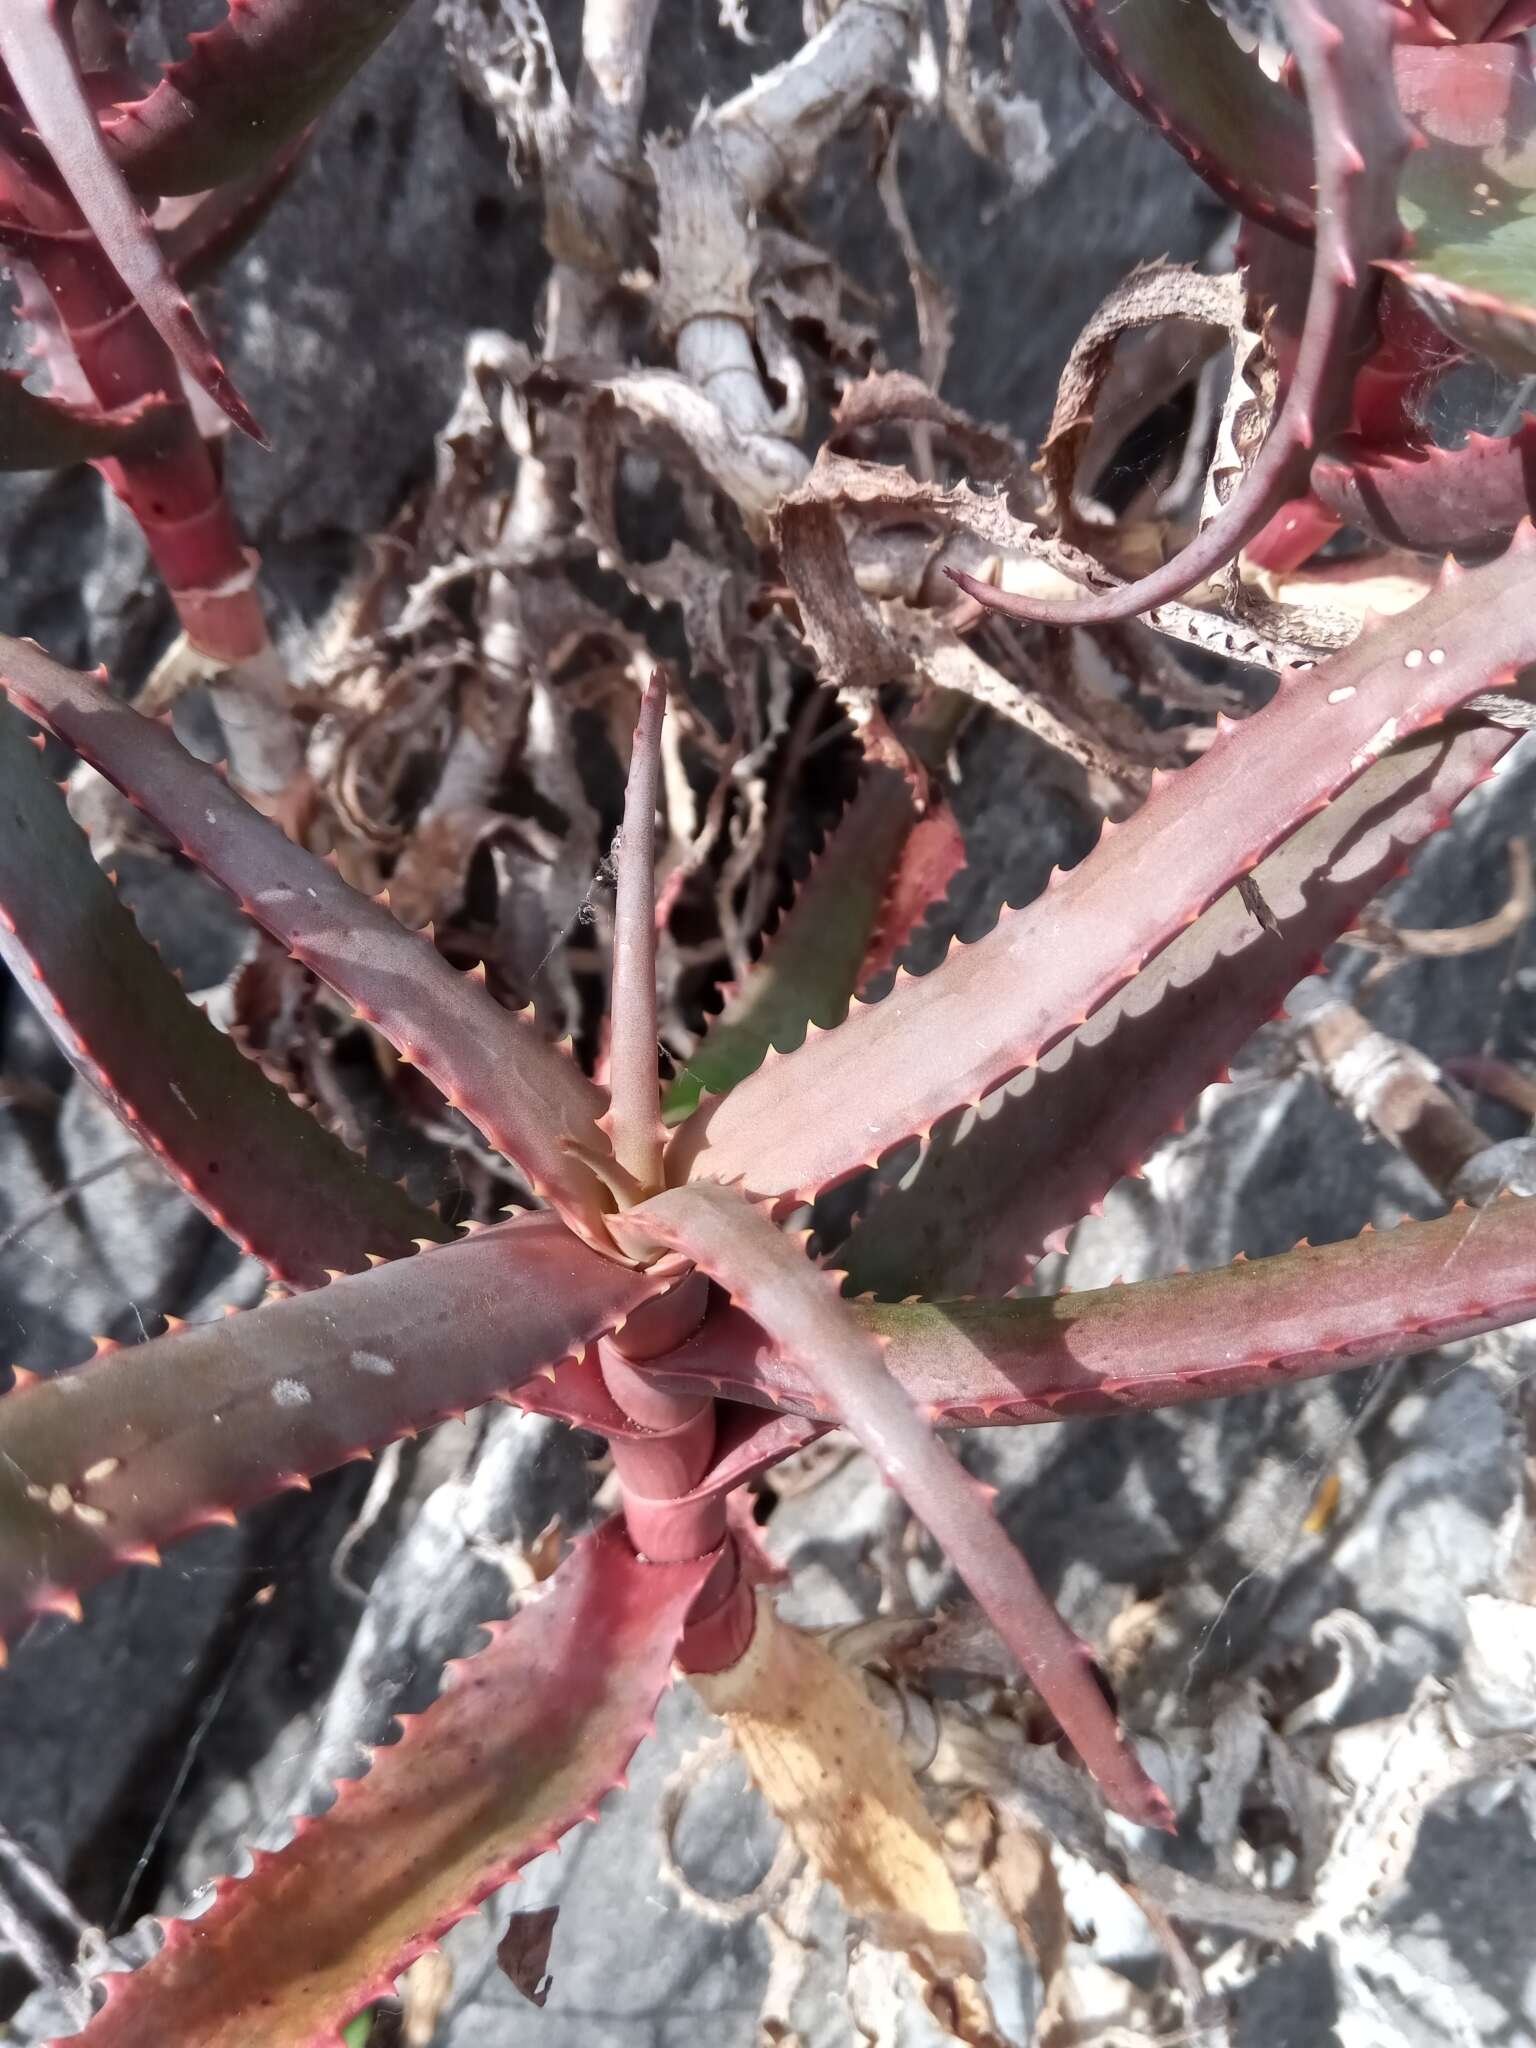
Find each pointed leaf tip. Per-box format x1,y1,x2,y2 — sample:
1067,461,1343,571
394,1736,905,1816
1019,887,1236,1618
0,7,264,442
618,1184,1169,1828
607,672,668,1194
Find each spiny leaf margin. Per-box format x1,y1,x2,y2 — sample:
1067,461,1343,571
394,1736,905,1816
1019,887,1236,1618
0,632,617,1249
57,1520,712,2048
0,1216,658,1656
671,533,1536,1212
615,1183,1174,1831
0,702,443,1288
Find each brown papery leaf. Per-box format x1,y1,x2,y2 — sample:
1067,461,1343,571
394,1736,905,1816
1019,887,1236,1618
496,1905,560,2009
694,1595,1008,2048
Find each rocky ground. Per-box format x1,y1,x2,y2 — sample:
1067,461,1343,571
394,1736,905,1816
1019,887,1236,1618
2,6,1534,2046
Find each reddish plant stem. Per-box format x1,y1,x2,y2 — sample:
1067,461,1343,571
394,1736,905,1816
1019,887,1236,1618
19,221,267,664
599,1276,756,1667
601,1274,720,1552
15,208,307,803
676,1540,757,1675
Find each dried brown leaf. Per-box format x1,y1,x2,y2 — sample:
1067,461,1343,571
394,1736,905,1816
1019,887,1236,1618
831,372,1026,486
574,387,737,662
496,1905,559,2008
694,1597,1006,2047
1035,266,1263,570
981,1816,1077,2048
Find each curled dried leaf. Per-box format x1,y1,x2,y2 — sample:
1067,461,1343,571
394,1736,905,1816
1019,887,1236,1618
694,1595,1005,2046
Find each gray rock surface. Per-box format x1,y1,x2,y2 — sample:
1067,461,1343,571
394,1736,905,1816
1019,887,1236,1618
3,6,1535,2048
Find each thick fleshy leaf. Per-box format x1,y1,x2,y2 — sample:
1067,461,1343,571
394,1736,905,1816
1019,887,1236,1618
1386,41,1536,374
0,1,262,439
1313,420,1536,552
63,1521,710,2048
878,1196,1536,1419
0,704,442,1287
0,1215,657,1656
839,721,1514,1299
0,634,617,1248
663,762,921,1125
652,1195,1536,1426
616,1185,1173,1831
156,128,312,292
952,0,1411,626
510,1348,827,1481
1052,0,1314,239
103,0,417,198
857,793,967,989
670,536,1536,1209
0,370,171,470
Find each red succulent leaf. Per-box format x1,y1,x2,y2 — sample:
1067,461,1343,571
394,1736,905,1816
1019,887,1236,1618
616,1183,1174,1831
0,704,443,1287
1313,421,1536,552
872,1195,1536,1424
1384,40,1536,374
856,789,966,992
653,1194,1536,1428
839,721,1513,1299
0,1214,659,1659
0,0,263,439
663,759,930,1124
155,127,313,292
1052,0,1315,239
103,0,417,198
507,1347,828,1485
60,1520,711,2048
0,369,172,469
671,535,1536,1215
0,633,618,1249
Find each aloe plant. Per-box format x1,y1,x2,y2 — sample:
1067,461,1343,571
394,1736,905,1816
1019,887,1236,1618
3,521,1536,2032
954,0,1536,623
6,0,1536,2039
0,0,416,802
